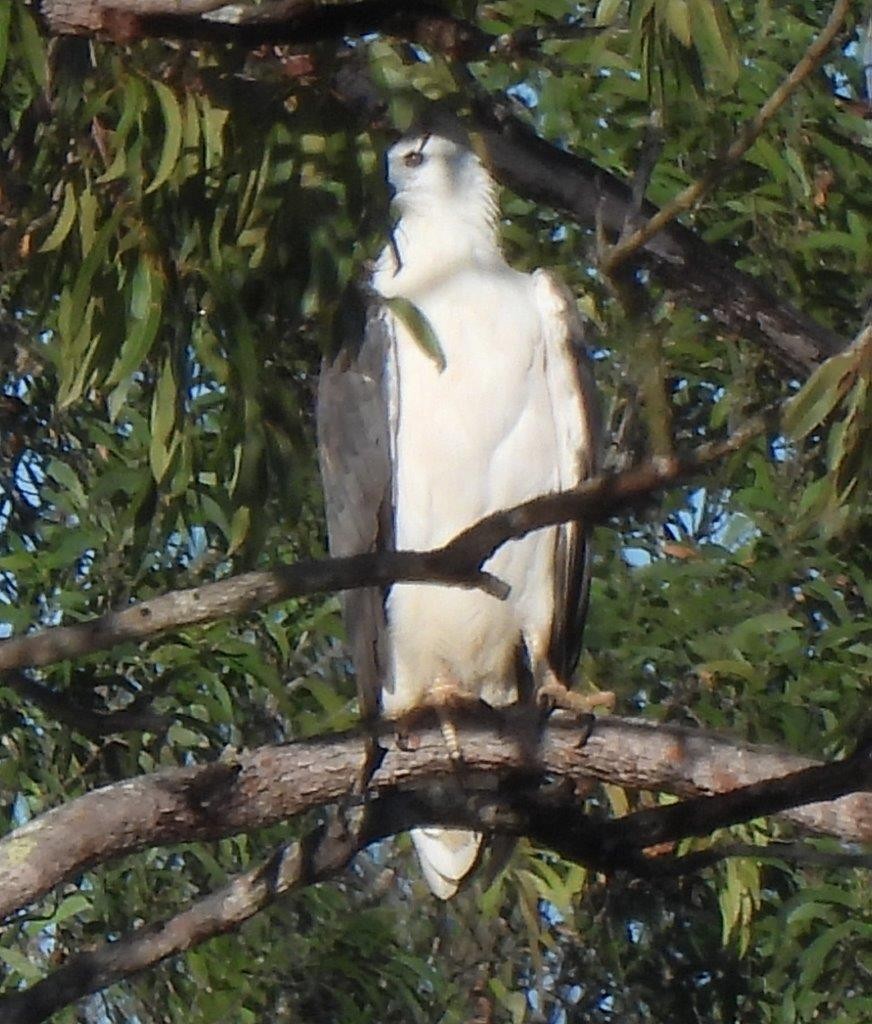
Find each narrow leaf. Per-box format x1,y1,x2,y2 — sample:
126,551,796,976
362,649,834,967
386,297,446,372
38,181,77,253
145,81,183,194
783,350,856,441
149,358,177,483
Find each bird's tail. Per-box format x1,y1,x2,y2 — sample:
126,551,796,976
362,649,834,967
411,827,482,900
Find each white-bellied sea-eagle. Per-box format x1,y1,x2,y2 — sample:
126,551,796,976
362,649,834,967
317,123,602,899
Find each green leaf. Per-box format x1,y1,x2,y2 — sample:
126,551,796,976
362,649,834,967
0,945,43,982
594,0,624,26
227,505,251,556
106,254,165,396
56,298,98,408
799,920,869,992
688,0,739,89
488,978,527,1024
50,893,92,925
0,0,11,81
97,75,146,185
46,459,86,508
783,349,856,441
200,98,229,174
166,723,207,748
64,205,123,344
15,4,46,88
386,297,446,372
149,357,178,483
146,80,183,194
39,182,77,253
665,0,692,47
697,658,756,681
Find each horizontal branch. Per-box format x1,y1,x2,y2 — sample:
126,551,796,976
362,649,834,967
7,735,872,1024
39,0,491,53
2,710,870,923
0,547,499,673
0,427,768,675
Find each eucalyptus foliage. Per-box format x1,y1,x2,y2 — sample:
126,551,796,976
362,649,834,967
0,1,870,1021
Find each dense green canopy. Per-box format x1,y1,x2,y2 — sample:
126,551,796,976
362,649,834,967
0,1,870,1021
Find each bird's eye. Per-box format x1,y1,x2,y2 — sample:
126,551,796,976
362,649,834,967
403,151,424,168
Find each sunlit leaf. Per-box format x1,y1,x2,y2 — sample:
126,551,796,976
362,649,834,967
0,1,11,81
145,80,183,194
783,349,855,441
595,0,624,26
14,3,45,88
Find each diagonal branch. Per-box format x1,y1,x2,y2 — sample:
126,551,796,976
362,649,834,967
0,821,364,1024
0,546,503,674
38,0,849,372
603,0,853,273
469,98,845,373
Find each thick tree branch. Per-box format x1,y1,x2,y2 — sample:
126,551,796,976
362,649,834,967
2,710,870,924
0,821,364,1024
470,99,845,373
1,715,871,1022
37,0,848,372
39,0,490,52
0,421,770,675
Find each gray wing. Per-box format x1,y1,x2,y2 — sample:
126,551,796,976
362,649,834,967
541,276,603,680
317,287,394,721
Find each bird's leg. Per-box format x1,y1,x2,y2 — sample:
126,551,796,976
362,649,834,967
430,673,472,764
393,673,497,761
354,720,387,796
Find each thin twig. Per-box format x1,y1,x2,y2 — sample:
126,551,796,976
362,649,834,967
604,0,852,273
3,671,174,737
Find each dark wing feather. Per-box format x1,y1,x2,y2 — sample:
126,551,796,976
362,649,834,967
317,287,394,720
547,291,603,680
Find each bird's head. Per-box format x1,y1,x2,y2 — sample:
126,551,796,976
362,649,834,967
385,130,497,226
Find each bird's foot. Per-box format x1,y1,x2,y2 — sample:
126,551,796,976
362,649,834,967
537,675,614,747
393,676,486,764
537,679,615,715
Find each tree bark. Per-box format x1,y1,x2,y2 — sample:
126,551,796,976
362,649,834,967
2,710,870,922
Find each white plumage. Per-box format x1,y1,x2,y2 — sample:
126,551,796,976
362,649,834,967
318,126,600,899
